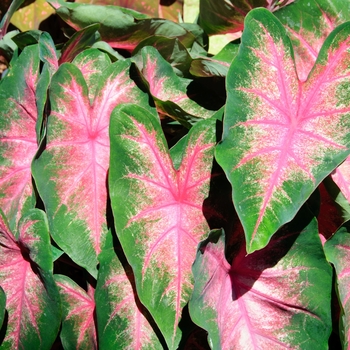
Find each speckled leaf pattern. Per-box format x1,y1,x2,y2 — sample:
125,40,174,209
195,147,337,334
55,275,97,350
324,222,350,349
95,233,164,350
190,209,332,349
0,209,60,349
216,9,350,253
10,0,55,31
275,0,350,81
109,104,217,349
0,45,40,231
32,58,152,278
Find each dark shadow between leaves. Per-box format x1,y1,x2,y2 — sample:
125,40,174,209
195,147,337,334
177,304,210,350
226,204,313,301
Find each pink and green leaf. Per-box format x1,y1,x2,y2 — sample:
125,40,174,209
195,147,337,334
275,0,350,82
49,0,197,52
190,208,332,349
58,23,100,65
198,0,294,35
324,222,350,349
95,232,164,349
32,59,152,278
0,0,25,39
109,104,217,349
72,48,112,102
134,46,214,127
331,157,350,204
0,209,61,349
55,274,97,350
215,9,350,253
0,44,40,231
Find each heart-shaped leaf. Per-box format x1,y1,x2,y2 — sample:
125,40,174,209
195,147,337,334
0,44,40,230
215,9,350,253
55,274,97,349
190,208,332,349
32,57,152,278
95,232,164,349
0,209,61,349
324,221,350,349
109,104,217,349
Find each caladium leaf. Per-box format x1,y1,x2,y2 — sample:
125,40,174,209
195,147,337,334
49,0,199,52
133,36,192,77
95,232,164,349
72,48,112,102
0,209,61,349
331,157,350,204
38,31,59,73
32,58,152,278
0,44,40,230
0,286,5,329
190,57,230,77
10,0,55,32
134,46,214,127
198,0,294,35
58,24,100,65
275,0,350,82
0,0,25,39
324,222,350,349
190,207,332,349
54,274,97,350
215,9,350,253
75,0,183,22
109,104,217,349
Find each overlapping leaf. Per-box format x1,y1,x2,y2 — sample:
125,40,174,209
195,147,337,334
331,157,350,203
0,209,60,349
324,222,350,349
190,208,332,349
198,0,294,35
134,46,214,127
55,275,97,350
10,0,55,32
49,0,202,52
95,232,164,349
32,55,152,277
275,0,350,81
0,44,40,230
58,24,100,65
216,9,350,253
109,104,217,349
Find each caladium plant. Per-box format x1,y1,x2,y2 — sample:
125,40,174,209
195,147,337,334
0,0,350,349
